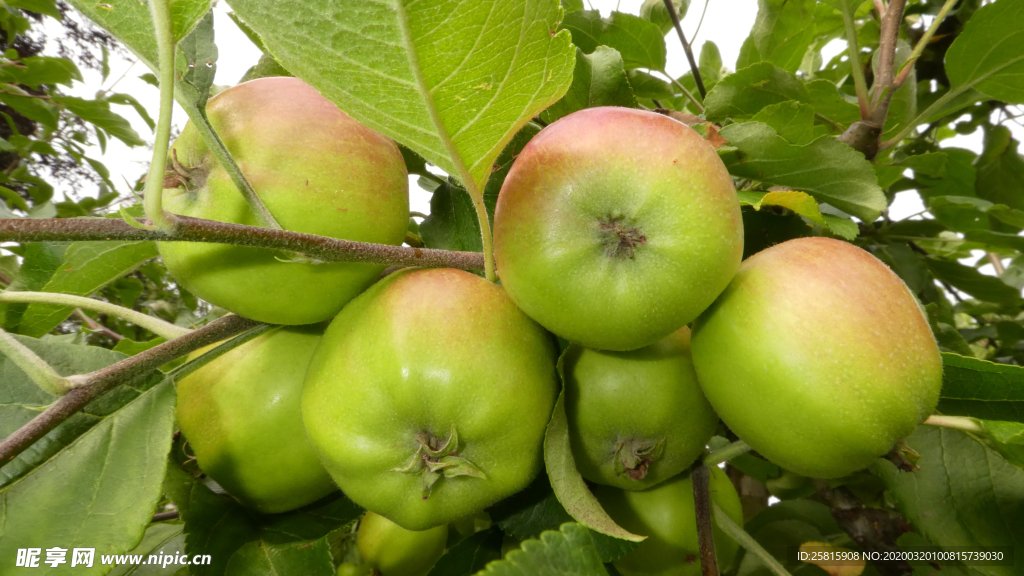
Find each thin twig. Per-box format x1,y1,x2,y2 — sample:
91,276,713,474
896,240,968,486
0,217,486,271
691,0,712,44
871,0,908,109
0,292,188,340
660,71,705,113
987,252,1006,275
838,1,871,115
663,0,707,99
0,314,261,466
692,464,719,576
73,309,124,341
894,0,958,89
152,510,180,522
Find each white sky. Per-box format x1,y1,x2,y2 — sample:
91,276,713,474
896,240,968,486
61,0,1024,274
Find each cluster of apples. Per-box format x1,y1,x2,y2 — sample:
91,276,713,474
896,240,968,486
167,77,941,575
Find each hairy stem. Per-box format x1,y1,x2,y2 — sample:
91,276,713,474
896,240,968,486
704,440,751,467
143,0,179,232
0,315,262,466
924,414,985,433
692,464,720,576
894,0,958,88
714,503,794,576
178,100,282,230
464,178,496,282
0,217,486,271
663,0,706,99
0,328,70,395
0,292,190,340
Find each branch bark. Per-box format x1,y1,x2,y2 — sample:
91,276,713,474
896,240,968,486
814,483,914,576
0,216,486,271
692,464,720,576
0,314,261,466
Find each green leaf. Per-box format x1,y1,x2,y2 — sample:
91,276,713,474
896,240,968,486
225,538,335,576
108,522,186,576
0,380,176,574
704,62,810,122
739,0,816,73
926,258,1021,305
737,189,857,239
63,0,210,72
976,126,1024,213
226,0,575,192
560,10,666,71
15,241,158,337
544,390,644,542
0,92,59,129
0,56,81,87
541,46,637,123
805,78,859,130
980,419,1024,470
4,0,62,19
876,425,1024,575
939,353,1024,423
475,524,608,576
876,40,916,139
750,101,817,145
698,41,723,90
738,500,845,575
426,525,503,576
239,52,291,83
53,96,145,147
174,10,218,111
944,0,1024,105
625,70,675,101
1,242,67,330
717,121,886,221
639,0,688,35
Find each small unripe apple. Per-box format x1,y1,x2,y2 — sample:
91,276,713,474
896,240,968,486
357,512,447,576
563,327,718,490
493,107,743,351
691,237,942,478
594,468,743,576
176,325,337,513
158,77,409,325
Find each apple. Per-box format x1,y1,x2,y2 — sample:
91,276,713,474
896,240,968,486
691,237,943,478
563,327,718,490
158,76,409,325
356,512,447,576
301,267,560,530
493,106,743,351
176,325,338,513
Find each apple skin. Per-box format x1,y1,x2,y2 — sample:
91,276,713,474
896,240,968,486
356,512,448,576
594,468,743,576
158,77,409,325
563,327,718,490
176,325,338,514
301,267,560,530
493,106,743,351
691,237,942,479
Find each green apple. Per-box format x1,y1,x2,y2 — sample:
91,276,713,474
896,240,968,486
158,76,409,325
563,327,718,490
302,268,559,530
176,325,337,513
594,468,743,576
691,237,943,478
493,106,743,351
357,512,448,576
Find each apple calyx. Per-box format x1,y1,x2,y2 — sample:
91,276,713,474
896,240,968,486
614,437,666,480
598,216,647,260
393,425,486,499
163,149,204,191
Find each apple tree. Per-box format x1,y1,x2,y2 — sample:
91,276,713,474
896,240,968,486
1,0,1023,574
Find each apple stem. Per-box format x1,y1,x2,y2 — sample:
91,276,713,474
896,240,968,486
0,217,486,271
0,315,266,467
691,464,720,576
142,0,180,233
464,178,497,282
0,328,71,396
0,292,190,340
923,414,985,434
703,440,751,467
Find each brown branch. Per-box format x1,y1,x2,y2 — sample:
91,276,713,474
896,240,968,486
691,464,720,576
74,309,124,341
0,216,486,271
814,483,913,576
663,0,707,100
837,0,907,159
0,314,261,466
